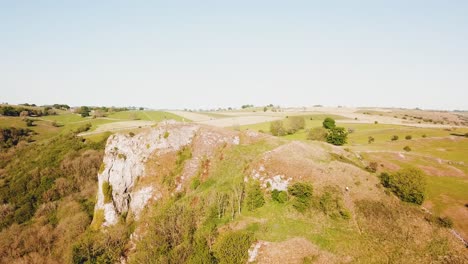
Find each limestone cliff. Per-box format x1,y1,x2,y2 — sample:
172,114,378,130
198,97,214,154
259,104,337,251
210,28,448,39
94,122,240,226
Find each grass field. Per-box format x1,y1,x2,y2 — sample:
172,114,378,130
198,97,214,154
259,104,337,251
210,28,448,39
107,110,186,122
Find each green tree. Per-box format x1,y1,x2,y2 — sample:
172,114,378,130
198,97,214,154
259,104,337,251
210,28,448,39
79,106,90,117
379,168,426,205
322,117,336,129
326,127,348,146
288,182,313,212
244,181,265,211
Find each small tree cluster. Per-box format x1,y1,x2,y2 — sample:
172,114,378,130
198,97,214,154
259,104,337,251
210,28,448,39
319,117,348,146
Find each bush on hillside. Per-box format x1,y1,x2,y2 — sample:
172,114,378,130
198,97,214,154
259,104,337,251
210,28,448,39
405,135,412,140
245,181,265,211
287,116,305,133
379,168,426,205
213,230,254,264
368,136,375,144
270,120,286,136
391,135,399,141
271,189,288,203
403,146,411,152
288,182,313,212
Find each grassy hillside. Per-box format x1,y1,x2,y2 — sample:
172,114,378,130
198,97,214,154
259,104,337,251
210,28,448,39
0,109,467,263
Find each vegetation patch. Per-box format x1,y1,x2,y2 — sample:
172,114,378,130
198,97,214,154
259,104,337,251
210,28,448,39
379,167,426,205
288,182,313,212
213,230,254,264
245,180,265,211
102,181,113,203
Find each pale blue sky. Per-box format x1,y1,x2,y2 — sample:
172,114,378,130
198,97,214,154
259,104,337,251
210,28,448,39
1,1,467,110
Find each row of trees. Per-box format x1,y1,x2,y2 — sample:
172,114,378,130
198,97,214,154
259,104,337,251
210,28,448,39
269,116,348,146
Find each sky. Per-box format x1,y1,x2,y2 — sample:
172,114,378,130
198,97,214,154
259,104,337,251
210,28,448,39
1,1,467,110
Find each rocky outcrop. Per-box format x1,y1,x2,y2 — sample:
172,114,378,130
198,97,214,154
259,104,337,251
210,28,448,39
94,122,241,227
95,123,199,226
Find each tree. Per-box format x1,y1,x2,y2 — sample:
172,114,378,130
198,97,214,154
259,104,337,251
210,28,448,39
288,182,313,212
244,181,264,211
379,168,426,205
270,120,286,136
322,117,336,129
78,106,90,117
326,127,348,146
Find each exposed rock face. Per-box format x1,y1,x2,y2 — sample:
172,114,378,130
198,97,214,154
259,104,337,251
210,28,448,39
94,123,241,227
95,123,199,226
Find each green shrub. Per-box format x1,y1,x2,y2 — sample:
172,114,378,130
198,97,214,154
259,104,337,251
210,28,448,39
403,146,411,152
288,182,313,212
164,131,170,138
322,117,336,129
129,132,135,137
318,188,349,219
271,189,288,203
213,230,254,264
405,135,412,140
74,123,92,133
102,181,113,203
379,168,426,205
245,181,265,211
391,135,399,141
422,134,427,138
307,127,328,141
270,120,286,136
326,127,348,146
368,136,375,144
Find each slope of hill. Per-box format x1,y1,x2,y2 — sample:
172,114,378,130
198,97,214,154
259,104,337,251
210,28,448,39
82,123,467,263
